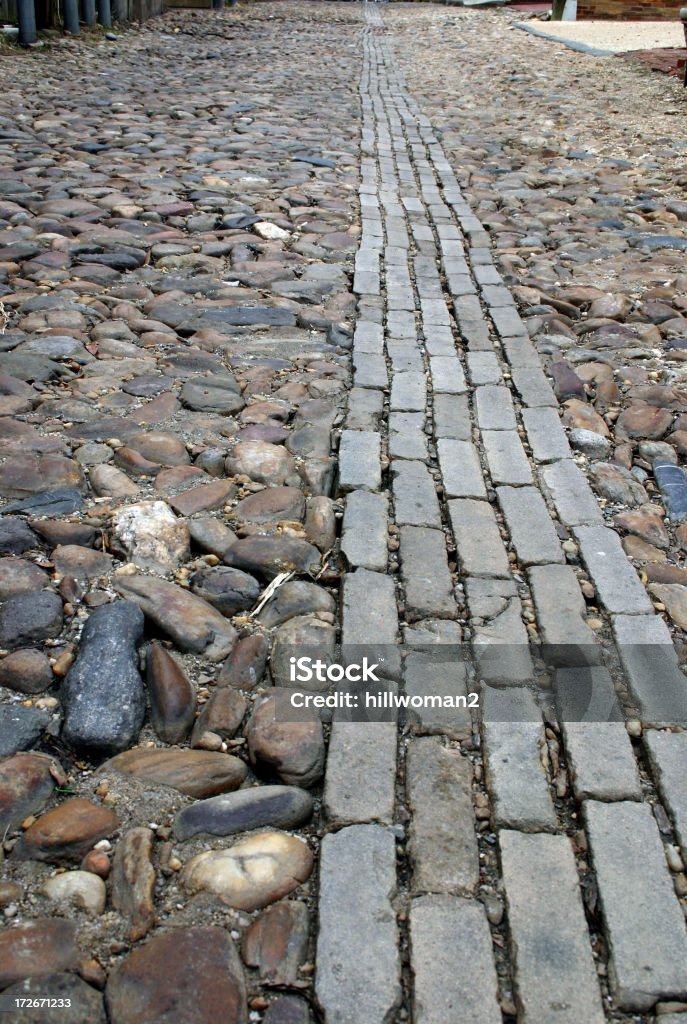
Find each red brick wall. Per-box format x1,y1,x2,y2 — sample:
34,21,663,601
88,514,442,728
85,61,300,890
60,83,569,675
577,0,682,19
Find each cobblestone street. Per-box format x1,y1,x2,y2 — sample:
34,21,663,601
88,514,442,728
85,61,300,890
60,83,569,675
2,4,687,1022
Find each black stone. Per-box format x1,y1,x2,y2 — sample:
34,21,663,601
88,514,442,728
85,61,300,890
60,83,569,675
179,305,296,331
61,600,145,756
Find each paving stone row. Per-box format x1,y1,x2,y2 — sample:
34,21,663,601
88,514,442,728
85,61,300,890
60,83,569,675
318,6,687,1023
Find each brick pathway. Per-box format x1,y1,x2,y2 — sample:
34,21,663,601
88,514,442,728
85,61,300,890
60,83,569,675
317,6,687,1022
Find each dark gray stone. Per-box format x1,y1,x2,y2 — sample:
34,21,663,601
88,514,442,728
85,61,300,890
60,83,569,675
174,785,313,841
0,705,50,757
3,489,84,516
653,460,687,523
61,601,145,756
0,518,40,554
0,591,63,649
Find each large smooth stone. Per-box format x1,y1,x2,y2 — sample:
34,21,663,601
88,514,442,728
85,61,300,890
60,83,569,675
181,375,244,414
0,649,53,694
2,973,106,1022
174,786,313,841
246,690,325,788
270,616,336,688
0,556,48,599
0,454,85,498
14,797,119,864
217,634,269,689
112,501,190,574
190,565,260,616
223,537,321,581
225,441,294,487
0,705,50,757
146,644,195,744
0,590,63,650
230,486,305,525
106,927,247,1024
61,600,145,755
43,869,106,916
113,575,236,661
182,832,313,912
259,581,335,628
0,752,63,834
100,748,247,798
127,431,190,467
0,921,79,990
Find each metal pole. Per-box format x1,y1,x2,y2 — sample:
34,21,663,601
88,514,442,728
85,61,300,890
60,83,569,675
17,0,37,44
63,0,80,33
97,0,111,27
82,0,96,24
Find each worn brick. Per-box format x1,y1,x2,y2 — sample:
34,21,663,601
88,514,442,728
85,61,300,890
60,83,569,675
341,491,388,572
500,831,605,1024
407,737,478,894
449,499,510,579
392,460,441,528
437,438,486,499
585,800,687,1010
399,526,456,621
410,896,501,1024
482,430,533,486
475,385,517,431
522,407,572,463
497,486,564,566
540,460,604,527
317,826,401,1024
574,525,652,615
390,370,426,412
483,687,557,831
338,430,381,492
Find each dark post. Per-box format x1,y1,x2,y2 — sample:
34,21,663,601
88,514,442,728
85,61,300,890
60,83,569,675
17,0,37,44
63,0,80,33
82,0,97,25
212,0,223,9
97,0,111,27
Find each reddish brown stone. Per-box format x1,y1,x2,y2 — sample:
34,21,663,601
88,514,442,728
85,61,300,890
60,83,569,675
0,648,54,694
0,454,85,499
146,643,195,744
191,687,247,746
616,404,673,441
241,900,309,986
101,747,247,797
0,752,63,833
111,827,156,942
230,486,306,525
245,690,325,788
169,479,235,516
217,634,269,689
14,797,119,864
0,920,79,990
106,927,247,1024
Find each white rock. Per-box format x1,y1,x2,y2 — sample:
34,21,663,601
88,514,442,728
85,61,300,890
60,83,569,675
43,870,106,916
112,501,190,573
253,221,290,241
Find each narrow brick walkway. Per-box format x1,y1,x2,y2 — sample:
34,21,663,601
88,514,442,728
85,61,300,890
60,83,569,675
316,6,687,1022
